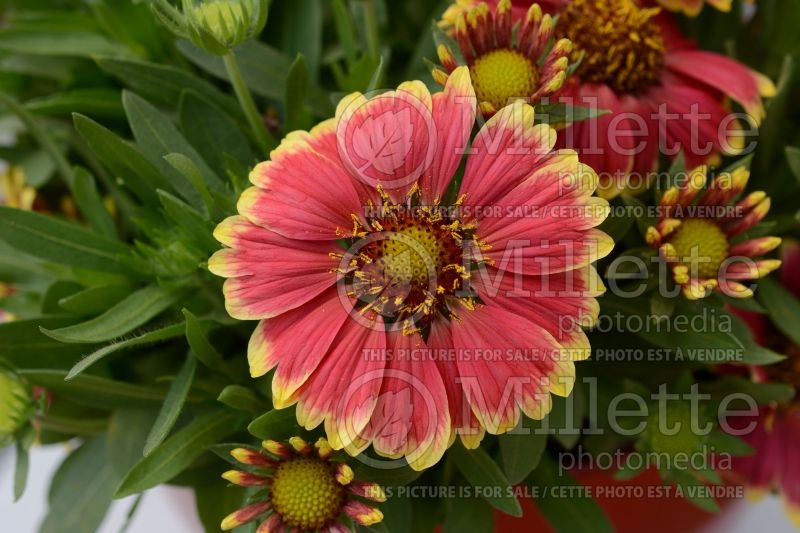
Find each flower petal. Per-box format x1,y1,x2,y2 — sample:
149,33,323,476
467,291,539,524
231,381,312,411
421,66,476,203
357,331,450,470
294,314,387,447
242,122,365,240
336,83,436,202
460,101,557,209
665,49,774,124
209,216,338,320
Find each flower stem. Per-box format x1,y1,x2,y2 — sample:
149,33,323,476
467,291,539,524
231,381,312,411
223,51,273,154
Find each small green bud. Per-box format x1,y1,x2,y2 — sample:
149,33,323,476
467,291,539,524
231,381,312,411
638,401,709,457
0,370,33,448
151,0,270,55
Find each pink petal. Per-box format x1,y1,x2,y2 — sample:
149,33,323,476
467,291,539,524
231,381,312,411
472,264,603,357
473,154,612,275
336,83,436,202
780,241,800,300
428,318,485,448
420,66,476,204
246,288,351,394
242,121,365,240
640,81,734,170
459,101,557,210
209,216,338,320
294,313,387,448
554,82,636,195
447,301,569,434
358,330,450,470
665,49,774,124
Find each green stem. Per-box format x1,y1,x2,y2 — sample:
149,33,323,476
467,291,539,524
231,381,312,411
362,0,380,61
223,52,273,154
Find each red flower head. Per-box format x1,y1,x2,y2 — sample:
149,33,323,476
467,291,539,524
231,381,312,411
726,242,800,525
210,67,612,469
439,0,775,198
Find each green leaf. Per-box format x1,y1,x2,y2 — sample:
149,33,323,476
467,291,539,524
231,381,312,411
0,29,130,57
498,425,547,485
529,455,613,533
247,407,301,440
706,431,753,456
96,57,243,121
194,478,251,533
277,0,322,81
20,370,171,409
14,439,30,501
0,206,132,273
0,316,94,368
164,153,219,218
71,166,117,239
122,90,222,206
449,442,522,517
24,88,124,119
183,309,236,379
353,462,423,487
66,322,186,379
178,40,332,116
89,0,166,60
787,146,800,183
444,495,493,533
671,469,720,513
285,54,310,132
115,410,246,498
535,103,611,125
217,385,268,413
702,375,795,406
144,355,197,456
58,285,135,316
178,90,255,177
332,0,359,66
41,437,119,533
157,190,219,253
42,284,182,344
73,113,169,206
758,277,800,346
107,409,159,478
0,91,72,185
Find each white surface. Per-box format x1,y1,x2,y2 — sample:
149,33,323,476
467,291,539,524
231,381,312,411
1,445,797,532
0,445,203,533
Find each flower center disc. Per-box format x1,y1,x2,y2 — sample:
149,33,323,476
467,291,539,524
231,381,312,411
351,208,468,328
270,457,345,530
556,0,664,94
667,218,729,279
469,49,538,110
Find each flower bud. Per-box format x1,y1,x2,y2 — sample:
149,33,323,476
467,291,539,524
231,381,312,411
0,370,33,448
151,0,269,55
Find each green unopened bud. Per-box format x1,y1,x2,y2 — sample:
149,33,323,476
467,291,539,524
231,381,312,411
151,0,269,55
638,401,709,458
0,370,33,447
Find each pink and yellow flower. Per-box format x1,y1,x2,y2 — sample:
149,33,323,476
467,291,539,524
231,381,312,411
655,0,731,16
220,436,385,532
551,0,775,197
440,0,732,30
433,0,574,116
209,67,611,469
726,242,800,525
440,0,775,198
645,165,780,299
